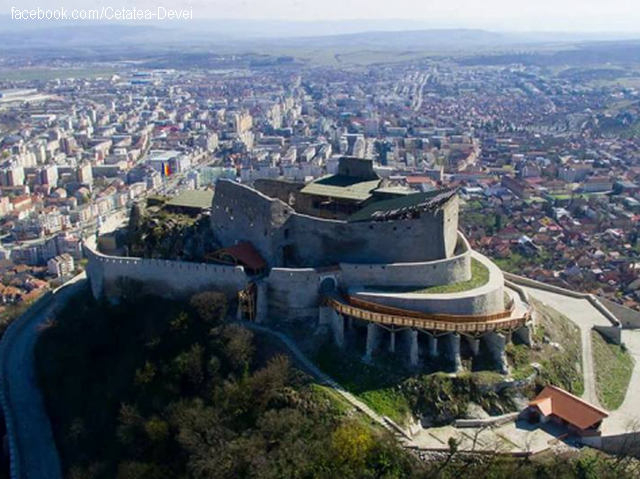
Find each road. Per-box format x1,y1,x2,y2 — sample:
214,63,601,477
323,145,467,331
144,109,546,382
602,329,640,435
411,73,428,112
0,210,126,479
520,287,611,408
1,275,87,479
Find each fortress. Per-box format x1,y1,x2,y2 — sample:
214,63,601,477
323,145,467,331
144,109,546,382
86,157,532,372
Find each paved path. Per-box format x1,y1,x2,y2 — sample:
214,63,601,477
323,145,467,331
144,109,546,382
519,287,611,408
1,275,87,479
602,329,640,435
0,212,124,479
2,298,61,479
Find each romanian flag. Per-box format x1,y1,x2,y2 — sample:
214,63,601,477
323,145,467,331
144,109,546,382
162,162,171,176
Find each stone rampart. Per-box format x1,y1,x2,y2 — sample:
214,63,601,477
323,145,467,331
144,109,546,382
348,252,505,316
339,233,471,289
85,237,248,299
266,267,320,322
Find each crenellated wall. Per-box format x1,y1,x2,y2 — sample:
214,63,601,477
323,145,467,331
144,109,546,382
85,237,248,299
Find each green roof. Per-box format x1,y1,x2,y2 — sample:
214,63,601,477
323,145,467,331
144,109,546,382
348,187,458,223
300,175,381,202
165,190,214,210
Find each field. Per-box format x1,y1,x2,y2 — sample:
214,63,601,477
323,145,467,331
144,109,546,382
0,68,119,81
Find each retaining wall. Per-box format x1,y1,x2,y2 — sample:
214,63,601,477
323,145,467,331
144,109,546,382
455,412,519,428
349,252,505,316
598,298,640,330
503,272,621,327
594,325,623,345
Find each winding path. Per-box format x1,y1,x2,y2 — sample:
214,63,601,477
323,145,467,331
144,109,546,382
518,286,609,408
1,275,87,479
239,321,411,440
0,212,127,479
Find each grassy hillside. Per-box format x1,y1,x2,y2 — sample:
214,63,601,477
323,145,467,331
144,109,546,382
592,331,634,410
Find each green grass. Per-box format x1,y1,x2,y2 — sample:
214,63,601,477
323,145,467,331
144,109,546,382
310,384,353,415
313,343,412,425
412,259,490,294
362,258,491,295
506,343,536,381
592,331,634,410
531,299,584,397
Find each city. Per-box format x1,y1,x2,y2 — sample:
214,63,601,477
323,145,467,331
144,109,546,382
1,12,640,479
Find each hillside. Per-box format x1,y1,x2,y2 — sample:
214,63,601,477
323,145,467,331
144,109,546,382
35,289,417,478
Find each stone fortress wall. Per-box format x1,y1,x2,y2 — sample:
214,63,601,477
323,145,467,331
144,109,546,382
266,268,322,322
339,232,472,289
210,180,459,268
84,176,531,374
349,251,505,316
84,236,248,300
85,180,508,322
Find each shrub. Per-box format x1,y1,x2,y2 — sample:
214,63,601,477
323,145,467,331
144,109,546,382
189,291,228,325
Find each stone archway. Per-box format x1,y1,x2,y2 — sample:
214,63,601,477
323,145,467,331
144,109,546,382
320,276,338,294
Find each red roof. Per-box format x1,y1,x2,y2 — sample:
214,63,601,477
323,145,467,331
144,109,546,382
529,385,608,430
405,176,435,185
218,242,267,271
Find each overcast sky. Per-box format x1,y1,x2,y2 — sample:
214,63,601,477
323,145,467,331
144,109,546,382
2,0,639,32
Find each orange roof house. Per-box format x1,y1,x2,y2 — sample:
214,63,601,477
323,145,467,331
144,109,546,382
526,385,608,436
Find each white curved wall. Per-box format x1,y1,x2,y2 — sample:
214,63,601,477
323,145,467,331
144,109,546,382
348,252,505,316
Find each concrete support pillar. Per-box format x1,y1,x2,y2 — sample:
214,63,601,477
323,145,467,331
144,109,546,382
427,335,439,358
363,322,381,363
329,310,345,349
255,282,268,324
318,306,332,326
485,331,509,374
466,336,480,357
348,316,354,331
446,334,463,372
514,325,532,346
389,329,396,354
408,329,419,367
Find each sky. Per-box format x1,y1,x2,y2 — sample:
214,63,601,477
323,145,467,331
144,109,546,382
1,0,640,32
